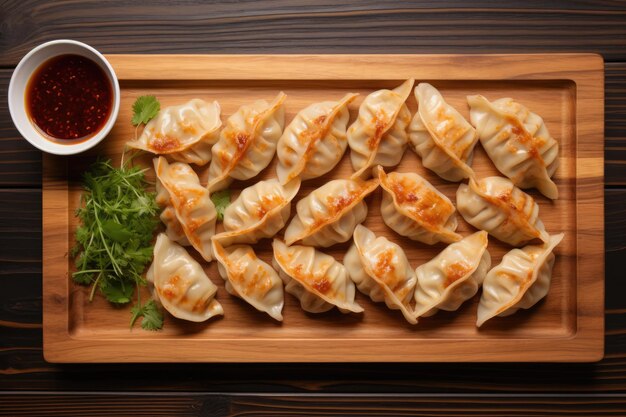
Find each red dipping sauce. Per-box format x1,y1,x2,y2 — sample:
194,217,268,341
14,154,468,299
25,54,112,143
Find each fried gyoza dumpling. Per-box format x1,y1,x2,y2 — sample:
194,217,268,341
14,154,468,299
207,92,286,191
207,92,287,192
127,99,221,165
413,231,491,319
212,178,300,247
378,166,462,245
154,157,217,261
477,233,564,327
344,225,417,323
283,178,379,247
467,95,559,199
147,233,223,322
456,176,549,247
272,239,363,314
409,83,478,181
212,239,284,321
348,79,413,178
276,93,357,184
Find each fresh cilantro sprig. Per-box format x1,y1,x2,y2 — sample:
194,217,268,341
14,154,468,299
130,300,164,331
211,189,231,221
71,159,162,329
131,95,160,126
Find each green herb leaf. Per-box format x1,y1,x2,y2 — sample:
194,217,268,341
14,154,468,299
140,300,164,331
71,159,160,329
211,189,231,221
101,220,133,243
100,279,134,304
131,95,160,126
130,300,163,331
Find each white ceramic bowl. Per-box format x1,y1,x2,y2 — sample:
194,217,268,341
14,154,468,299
8,40,120,155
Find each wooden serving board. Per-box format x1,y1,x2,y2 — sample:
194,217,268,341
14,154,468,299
43,54,604,362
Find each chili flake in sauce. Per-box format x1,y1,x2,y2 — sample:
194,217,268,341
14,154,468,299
26,54,112,142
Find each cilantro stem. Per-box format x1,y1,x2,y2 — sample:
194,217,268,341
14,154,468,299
89,271,102,302
93,206,122,276
84,233,95,256
73,269,112,276
134,124,140,142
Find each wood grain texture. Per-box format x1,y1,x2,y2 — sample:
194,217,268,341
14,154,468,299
3,393,626,416
227,395,626,416
40,54,603,362
0,393,229,416
606,198,626,337
0,70,42,186
606,63,626,185
0,190,41,326
3,1,626,65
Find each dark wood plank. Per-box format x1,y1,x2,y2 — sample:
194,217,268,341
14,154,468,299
0,394,230,417
228,395,626,416
605,188,626,310
0,70,41,186
0,190,41,326
0,189,623,392
3,1,626,66
606,63,626,185
3,393,626,416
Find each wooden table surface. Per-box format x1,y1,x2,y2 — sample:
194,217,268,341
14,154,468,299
1,1,625,416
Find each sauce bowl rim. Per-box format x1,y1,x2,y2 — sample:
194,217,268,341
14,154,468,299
8,39,121,155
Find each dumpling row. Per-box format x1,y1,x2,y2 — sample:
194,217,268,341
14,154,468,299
127,82,559,200
148,226,563,326
127,80,415,185
343,225,563,326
